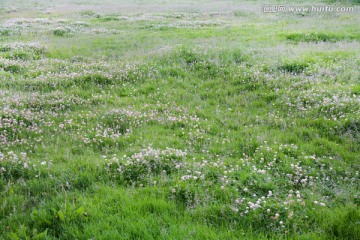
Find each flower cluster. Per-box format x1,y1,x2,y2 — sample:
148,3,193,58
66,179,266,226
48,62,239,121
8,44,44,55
0,151,50,180
107,147,187,185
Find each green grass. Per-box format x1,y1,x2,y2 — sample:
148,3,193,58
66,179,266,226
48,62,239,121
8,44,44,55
0,0,359,239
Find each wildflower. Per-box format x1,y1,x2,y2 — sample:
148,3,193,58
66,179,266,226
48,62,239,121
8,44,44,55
231,207,239,213
271,213,280,220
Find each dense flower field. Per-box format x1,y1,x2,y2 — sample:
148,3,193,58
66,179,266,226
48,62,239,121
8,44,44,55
0,0,359,239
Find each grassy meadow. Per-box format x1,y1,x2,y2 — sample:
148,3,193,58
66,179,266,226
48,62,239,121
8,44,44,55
0,0,359,239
